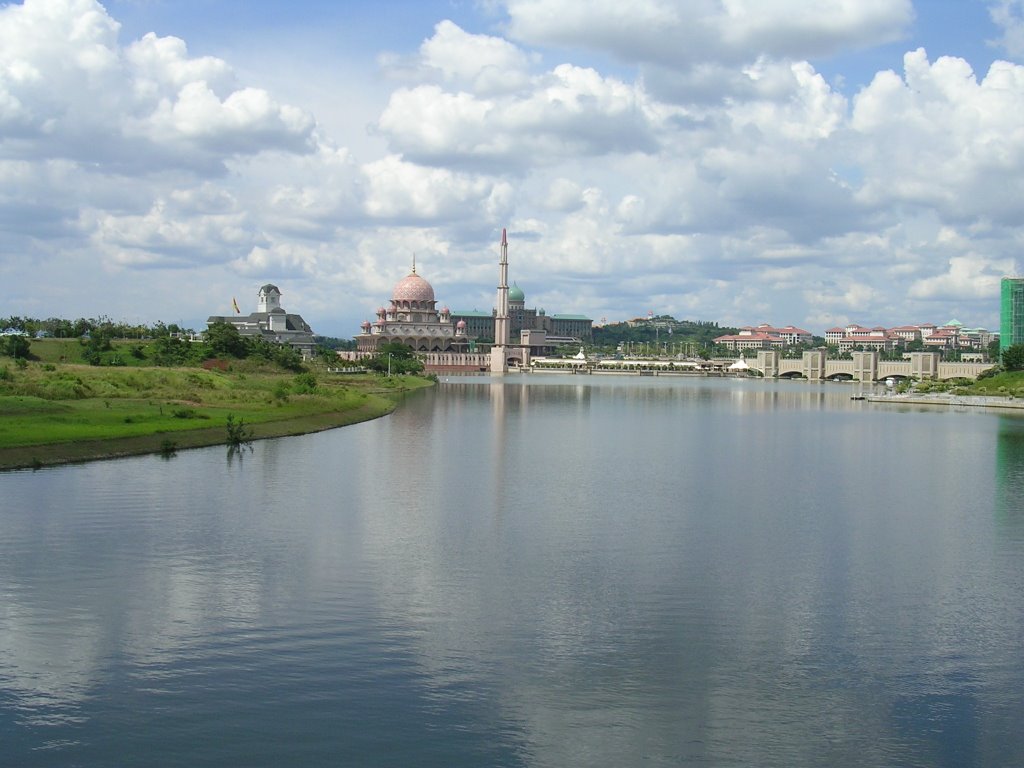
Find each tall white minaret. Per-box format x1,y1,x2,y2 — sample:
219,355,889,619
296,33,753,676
490,228,510,374
495,228,510,346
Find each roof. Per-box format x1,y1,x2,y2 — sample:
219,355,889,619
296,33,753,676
259,284,280,295
550,314,591,321
208,312,313,333
715,332,776,341
392,272,435,303
451,310,494,318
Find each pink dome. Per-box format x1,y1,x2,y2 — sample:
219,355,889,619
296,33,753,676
456,319,466,329
360,320,371,330
392,272,435,304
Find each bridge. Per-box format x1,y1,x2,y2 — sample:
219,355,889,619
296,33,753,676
750,350,994,382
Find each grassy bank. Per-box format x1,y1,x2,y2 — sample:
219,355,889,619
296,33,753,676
0,360,432,470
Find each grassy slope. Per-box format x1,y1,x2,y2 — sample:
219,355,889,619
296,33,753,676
963,370,1024,395
0,353,431,470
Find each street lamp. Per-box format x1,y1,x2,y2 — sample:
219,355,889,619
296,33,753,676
387,352,393,377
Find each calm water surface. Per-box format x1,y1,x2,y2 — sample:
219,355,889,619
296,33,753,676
2,375,1023,767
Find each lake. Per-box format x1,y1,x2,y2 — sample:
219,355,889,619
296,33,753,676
2,375,1023,767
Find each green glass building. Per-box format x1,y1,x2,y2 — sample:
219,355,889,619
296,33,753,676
1000,277,1024,352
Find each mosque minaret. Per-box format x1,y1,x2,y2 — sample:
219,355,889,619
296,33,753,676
490,227,511,374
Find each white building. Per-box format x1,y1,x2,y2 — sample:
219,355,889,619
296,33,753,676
207,284,316,357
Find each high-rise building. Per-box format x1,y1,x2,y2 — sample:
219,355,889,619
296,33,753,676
1000,277,1024,352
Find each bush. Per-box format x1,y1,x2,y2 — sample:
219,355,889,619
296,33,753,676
225,414,253,448
1002,344,1024,372
2,334,31,359
172,408,207,420
292,372,317,394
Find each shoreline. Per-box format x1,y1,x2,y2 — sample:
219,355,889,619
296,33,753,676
866,393,1024,410
0,376,433,472
0,400,397,472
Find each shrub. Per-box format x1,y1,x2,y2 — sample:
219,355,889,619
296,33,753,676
292,372,317,394
171,408,206,419
225,414,253,448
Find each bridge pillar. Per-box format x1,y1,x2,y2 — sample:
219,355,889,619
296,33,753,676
802,349,826,380
910,351,939,380
757,350,779,378
853,350,879,382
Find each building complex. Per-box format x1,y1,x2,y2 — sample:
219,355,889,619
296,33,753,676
207,284,316,357
714,320,996,354
355,232,592,357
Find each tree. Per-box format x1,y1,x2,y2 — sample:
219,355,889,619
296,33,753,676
205,322,248,358
988,338,1001,361
151,335,191,366
1002,344,1024,371
2,334,31,359
366,343,423,374
80,329,113,365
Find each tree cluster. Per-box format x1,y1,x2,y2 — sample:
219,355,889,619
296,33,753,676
1,315,192,340
364,342,423,375
1,334,31,359
203,322,305,371
1002,344,1024,372
594,318,736,348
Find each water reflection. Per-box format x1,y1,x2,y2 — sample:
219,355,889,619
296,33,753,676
1,376,1023,766
996,418,1024,534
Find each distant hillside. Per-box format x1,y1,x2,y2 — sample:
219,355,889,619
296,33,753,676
593,317,738,349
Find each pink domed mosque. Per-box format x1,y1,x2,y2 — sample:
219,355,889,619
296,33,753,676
355,257,470,353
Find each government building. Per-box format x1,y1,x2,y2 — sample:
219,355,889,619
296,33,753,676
355,261,472,353
450,283,592,344
352,232,591,371
207,284,316,357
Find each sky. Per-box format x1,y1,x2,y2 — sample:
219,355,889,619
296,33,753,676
3,0,1024,336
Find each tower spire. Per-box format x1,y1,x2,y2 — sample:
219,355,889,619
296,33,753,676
412,253,416,274
491,227,511,375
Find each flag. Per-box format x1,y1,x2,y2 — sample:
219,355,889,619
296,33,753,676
232,297,240,314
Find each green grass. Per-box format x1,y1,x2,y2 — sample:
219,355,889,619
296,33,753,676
0,360,432,469
25,337,158,366
963,370,1024,397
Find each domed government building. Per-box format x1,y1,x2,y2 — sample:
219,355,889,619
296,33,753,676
354,233,592,373
355,261,472,354
449,281,592,345
356,261,592,355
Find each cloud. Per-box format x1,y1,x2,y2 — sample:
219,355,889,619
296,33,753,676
908,254,1012,301
361,155,514,222
989,0,1024,58
376,64,656,169
88,185,259,269
0,0,315,174
1,0,1019,335
850,49,1024,224
503,0,913,67
419,20,534,93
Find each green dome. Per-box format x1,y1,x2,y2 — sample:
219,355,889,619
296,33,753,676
508,282,525,302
